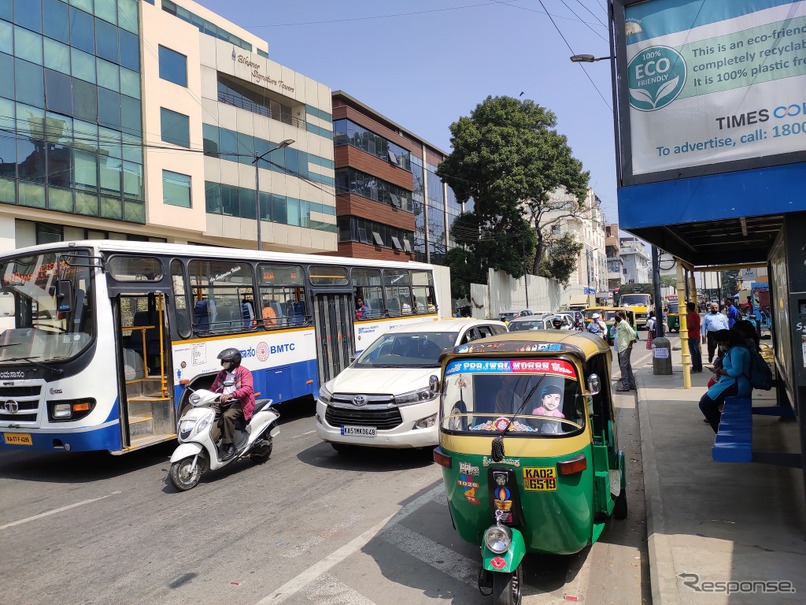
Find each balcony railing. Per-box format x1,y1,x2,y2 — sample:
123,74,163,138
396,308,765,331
217,91,306,129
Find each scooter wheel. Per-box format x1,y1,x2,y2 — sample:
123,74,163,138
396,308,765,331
492,565,523,605
249,438,273,464
169,455,205,491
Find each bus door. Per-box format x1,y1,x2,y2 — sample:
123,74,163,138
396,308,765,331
312,292,354,386
113,291,176,450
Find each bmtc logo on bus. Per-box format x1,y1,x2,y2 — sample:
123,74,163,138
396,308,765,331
628,46,686,111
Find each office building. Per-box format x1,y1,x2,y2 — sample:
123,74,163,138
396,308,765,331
0,0,335,252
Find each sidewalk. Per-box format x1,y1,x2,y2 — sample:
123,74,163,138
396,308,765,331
634,338,806,604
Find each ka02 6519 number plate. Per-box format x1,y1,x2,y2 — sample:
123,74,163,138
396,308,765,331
523,467,557,491
340,426,376,437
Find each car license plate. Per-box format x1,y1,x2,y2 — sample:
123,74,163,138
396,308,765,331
4,432,33,446
340,425,376,437
523,467,557,491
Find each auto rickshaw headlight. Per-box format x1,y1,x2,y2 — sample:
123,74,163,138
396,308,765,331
484,524,512,554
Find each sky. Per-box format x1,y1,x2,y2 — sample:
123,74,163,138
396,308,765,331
196,0,619,221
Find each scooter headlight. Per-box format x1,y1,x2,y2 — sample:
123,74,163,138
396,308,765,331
189,392,201,406
178,418,196,440
484,524,512,554
195,415,213,437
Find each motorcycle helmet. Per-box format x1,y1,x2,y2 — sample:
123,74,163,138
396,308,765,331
217,347,242,369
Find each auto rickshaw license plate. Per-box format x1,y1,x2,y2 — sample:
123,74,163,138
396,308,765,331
523,467,557,491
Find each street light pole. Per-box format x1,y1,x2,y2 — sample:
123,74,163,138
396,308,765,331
252,138,294,250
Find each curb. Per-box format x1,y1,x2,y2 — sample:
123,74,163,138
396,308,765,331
636,375,680,605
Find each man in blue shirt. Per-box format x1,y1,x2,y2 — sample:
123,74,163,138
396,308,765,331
725,298,739,329
702,302,729,363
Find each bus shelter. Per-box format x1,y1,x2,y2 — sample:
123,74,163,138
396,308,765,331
610,0,806,486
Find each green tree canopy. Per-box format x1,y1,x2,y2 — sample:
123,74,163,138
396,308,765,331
438,96,590,282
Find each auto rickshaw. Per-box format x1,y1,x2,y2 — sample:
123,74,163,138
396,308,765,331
432,331,627,605
582,306,636,346
667,302,679,332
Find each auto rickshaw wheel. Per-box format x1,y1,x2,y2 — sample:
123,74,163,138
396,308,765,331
614,489,628,519
492,564,522,605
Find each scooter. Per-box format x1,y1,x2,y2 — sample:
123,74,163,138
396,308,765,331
168,388,280,491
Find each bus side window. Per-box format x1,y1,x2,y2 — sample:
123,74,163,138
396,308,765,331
193,299,210,333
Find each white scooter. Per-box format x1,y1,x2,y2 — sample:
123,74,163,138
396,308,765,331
168,388,280,491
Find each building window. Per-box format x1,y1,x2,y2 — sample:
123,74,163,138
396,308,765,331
163,170,191,208
158,45,187,87
160,108,190,148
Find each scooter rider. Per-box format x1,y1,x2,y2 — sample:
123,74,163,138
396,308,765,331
210,347,255,461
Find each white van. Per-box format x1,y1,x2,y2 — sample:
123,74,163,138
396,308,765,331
316,319,507,451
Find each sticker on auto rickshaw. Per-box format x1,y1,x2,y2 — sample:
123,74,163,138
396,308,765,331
523,467,557,491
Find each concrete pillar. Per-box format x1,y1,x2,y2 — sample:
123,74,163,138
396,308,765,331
653,336,673,375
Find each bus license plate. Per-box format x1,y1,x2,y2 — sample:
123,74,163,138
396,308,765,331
523,467,557,491
4,432,33,446
341,425,376,437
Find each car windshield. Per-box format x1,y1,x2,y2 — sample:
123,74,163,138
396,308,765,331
508,319,547,331
499,312,516,321
440,358,585,435
0,249,94,364
354,331,459,368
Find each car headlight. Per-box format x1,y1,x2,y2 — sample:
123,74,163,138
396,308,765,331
395,386,437,406
484,524,512,554
318,384,332,403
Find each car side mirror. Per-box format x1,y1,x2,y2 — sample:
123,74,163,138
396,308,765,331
429,374,440,395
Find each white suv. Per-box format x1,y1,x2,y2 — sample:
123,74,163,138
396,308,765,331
316,319,507,451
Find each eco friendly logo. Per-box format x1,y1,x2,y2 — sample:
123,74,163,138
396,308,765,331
628,46,686,111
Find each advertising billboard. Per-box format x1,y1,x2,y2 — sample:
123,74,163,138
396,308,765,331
614,0,806,184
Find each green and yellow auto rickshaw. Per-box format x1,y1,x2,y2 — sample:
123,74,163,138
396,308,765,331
432,330,627,605
667,302,680,332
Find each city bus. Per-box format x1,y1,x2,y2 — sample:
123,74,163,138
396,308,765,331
0,241,438,454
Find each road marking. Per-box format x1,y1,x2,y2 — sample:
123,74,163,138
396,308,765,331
290,430,316,439
0,491,121,531
281,512,362,558
255,483,444,605
381,523,478,588
298,572,375,605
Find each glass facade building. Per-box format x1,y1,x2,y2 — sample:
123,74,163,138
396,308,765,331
0,0,336,253
0,0,145,223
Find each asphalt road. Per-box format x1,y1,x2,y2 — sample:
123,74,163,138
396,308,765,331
0,349,654,605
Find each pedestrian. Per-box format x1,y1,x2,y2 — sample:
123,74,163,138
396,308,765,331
614,310,637,392
725,298,739,329
587,312,607,339
702,302,729,363
686,301,703,372
645,311,656,349
699,330,751,432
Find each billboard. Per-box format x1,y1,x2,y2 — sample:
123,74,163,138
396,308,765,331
615,0,806,184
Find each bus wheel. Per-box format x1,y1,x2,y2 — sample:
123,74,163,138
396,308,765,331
492,564,522,605
249,437,273,464
169,455,205,491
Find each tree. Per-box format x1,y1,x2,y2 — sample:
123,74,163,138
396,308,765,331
660,275,677,288
438,96,590,282
539,233,583,286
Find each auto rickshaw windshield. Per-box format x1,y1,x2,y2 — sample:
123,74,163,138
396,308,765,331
441,358,586,435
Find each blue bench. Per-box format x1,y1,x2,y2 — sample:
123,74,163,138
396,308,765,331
712,396,752,463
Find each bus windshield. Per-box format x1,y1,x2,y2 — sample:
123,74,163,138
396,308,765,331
0,250,94,364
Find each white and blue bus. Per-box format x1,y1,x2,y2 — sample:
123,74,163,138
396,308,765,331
0,241,438,454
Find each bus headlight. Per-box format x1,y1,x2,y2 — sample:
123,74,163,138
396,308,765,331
395,387,437,406
484,524,512,554
48,399,96,421
52,403,72,419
